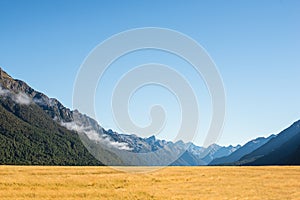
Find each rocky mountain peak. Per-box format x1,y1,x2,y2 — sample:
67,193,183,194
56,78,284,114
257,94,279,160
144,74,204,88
0,67,13,80
0,68,73,122
0,68,32,95
1,67,245,166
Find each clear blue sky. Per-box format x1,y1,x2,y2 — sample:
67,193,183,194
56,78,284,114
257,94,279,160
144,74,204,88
0,0,299,146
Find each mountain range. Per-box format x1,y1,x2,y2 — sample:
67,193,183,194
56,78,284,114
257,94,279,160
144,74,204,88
228,120,300,165
209,135,275,165
0,67,299,166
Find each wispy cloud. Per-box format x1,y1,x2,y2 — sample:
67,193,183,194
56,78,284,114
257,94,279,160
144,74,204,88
14,93,31,105
0,86,10,96
33,97,45,106
61,121,132,151
0,85,131,150
0,85,32,105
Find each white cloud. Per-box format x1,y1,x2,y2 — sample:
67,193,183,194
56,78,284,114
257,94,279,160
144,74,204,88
0,85,131,150
13,93,31,105
60,121,132,151
0,85,32,105
0,86,10,96
33,98,45,105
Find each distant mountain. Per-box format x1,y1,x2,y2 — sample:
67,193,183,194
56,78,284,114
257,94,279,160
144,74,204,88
201,144,241,164
171,150,206,166
3,67,296,166
209,135,275,165
171,142,240,166
101,131,240,166
247,131,300,165
235,120,300,165
186,142,205,156
1,67,239,166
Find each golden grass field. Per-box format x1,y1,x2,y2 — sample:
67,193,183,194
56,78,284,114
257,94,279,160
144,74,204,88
0,166,299,199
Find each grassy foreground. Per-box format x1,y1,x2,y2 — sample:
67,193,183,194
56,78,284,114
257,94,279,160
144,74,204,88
0,166,299,199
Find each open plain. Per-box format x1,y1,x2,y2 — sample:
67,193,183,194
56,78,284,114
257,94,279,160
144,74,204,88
0,166,299,199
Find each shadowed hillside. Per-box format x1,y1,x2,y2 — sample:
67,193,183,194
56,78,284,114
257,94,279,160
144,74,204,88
0,68,102,165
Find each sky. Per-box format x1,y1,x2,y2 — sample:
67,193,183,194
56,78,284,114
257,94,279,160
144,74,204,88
0,0,300,146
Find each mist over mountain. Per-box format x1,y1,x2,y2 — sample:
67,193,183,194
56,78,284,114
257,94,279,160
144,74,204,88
0,67,299,166
0,67,240,166
0,68,102,165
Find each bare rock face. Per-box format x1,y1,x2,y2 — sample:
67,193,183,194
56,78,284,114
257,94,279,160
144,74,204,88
0,67,73,122
0,68,36,97
0,67,102,165
0,68,105,140
1,67,243,166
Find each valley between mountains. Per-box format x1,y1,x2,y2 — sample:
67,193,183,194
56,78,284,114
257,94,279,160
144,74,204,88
0,67,299,166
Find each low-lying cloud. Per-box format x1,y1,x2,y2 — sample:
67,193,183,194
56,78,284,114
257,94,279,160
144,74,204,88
61,121,132,151
14,93,31,105
0,85,132,151
0,86,10,96
0,85,32,105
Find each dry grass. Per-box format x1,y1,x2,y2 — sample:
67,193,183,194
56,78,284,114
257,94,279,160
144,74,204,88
0,166,299,199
